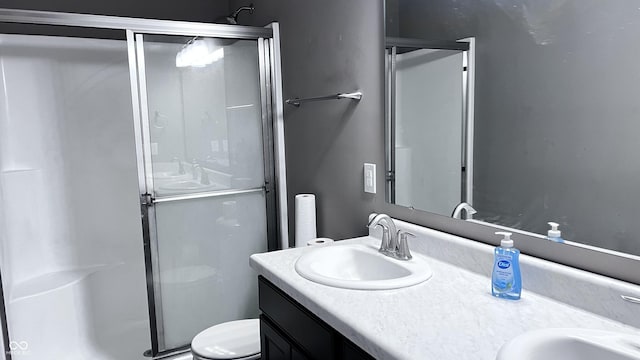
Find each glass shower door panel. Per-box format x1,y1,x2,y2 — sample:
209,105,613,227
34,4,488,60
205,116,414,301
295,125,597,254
154,192,267,349
136,34,270,351
140,35,265,197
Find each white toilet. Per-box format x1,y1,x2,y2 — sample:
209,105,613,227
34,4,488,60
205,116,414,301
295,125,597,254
191,319,261,360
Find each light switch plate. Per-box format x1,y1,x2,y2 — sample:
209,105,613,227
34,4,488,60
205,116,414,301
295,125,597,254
364,163,376,194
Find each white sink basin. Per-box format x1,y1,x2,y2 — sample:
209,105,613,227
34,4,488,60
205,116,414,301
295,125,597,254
152,161,190,181
294,243,432,290
497,328,640,360
153,170,189,181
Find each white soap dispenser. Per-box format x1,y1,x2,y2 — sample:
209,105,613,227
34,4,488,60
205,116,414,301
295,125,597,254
547,222,564,243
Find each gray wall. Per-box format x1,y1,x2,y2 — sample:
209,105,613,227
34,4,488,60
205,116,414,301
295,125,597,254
385,0,399,37
394,0,640,256
0,0,228,22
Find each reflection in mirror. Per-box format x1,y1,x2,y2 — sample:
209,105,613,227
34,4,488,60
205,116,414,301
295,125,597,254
142,35,264,197
385,37,474,217
385,0,640,257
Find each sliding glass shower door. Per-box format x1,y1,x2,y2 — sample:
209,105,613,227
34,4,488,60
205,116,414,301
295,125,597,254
128,32,278,354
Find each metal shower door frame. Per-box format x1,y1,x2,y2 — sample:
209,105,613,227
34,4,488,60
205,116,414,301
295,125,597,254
127,29,283,357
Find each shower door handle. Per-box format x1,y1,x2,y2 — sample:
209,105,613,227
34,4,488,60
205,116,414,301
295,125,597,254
141,187,265,207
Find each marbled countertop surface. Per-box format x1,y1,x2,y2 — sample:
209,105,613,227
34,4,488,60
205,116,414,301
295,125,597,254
250,235,640,360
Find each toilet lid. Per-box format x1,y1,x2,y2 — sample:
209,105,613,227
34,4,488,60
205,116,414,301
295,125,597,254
191,319,260,359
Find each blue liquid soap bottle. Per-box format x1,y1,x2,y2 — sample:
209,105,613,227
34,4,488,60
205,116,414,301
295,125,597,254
548,222,564,243
491,231,522,300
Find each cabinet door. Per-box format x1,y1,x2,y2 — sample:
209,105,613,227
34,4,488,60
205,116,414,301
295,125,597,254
259,277,335,359
259,277,375,360
260,316,292,360
292,347,312,360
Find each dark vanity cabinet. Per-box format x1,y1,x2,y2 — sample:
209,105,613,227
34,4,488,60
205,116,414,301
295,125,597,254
259,276,375,360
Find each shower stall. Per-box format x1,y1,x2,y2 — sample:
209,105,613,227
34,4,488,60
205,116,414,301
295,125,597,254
0,9,286,359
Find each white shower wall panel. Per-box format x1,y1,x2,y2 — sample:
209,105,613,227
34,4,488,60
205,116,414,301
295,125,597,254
0,34,149,359
0,57,74,285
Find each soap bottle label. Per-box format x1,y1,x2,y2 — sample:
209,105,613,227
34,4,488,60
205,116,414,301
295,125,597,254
493,254,514,290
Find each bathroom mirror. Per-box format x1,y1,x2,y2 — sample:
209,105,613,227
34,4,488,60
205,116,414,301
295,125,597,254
385,0,640,257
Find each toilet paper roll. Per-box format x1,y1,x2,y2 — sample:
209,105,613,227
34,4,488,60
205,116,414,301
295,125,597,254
307,238,334,246
295,194,317,248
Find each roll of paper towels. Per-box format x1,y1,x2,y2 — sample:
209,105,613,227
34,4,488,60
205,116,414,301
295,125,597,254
295,194,317,248
307,238,334,246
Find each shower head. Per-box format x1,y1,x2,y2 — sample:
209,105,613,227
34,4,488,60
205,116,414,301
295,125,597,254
226,3,254,25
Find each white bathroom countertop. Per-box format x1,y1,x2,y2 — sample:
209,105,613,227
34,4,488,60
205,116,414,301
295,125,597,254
250,235,640,360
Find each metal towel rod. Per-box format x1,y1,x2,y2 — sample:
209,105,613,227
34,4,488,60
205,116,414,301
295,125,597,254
285,91,363,107
621,295,640,304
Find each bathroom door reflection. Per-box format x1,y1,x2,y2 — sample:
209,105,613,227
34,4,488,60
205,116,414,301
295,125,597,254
386,45,467,216
133,33,270,353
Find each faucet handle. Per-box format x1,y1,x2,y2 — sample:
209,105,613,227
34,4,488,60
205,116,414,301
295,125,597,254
396,230,415,260
380,225,391,254
200,167,210,185
192,163,201,180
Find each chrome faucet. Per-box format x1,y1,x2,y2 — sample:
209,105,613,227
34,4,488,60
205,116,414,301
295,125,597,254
199,167,210,185
191,162,210,185
451,202,477,220
367,214,414,260
368,213,397,256
172,157,185,174
192,163,200,180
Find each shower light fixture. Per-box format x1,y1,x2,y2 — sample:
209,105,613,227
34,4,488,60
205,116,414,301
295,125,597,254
176,38,224,68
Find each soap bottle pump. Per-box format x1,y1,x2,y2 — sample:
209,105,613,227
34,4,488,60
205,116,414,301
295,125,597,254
548,222,564,243
491,231,522,300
